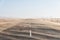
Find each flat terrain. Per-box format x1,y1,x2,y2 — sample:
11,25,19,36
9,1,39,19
0,18,60,40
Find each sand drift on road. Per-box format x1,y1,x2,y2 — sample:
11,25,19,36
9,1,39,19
0,19,60,40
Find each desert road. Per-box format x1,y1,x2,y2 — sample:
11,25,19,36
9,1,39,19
0,19,60,40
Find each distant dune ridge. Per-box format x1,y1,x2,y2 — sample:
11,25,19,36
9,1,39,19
0,18,60,40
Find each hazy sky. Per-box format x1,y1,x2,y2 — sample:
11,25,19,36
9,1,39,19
0,0,60,18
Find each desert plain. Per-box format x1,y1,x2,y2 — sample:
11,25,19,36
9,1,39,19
0,18,60,40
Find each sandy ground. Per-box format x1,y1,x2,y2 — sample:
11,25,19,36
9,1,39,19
0,18,60,40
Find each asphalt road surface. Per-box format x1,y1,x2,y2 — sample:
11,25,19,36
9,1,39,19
0,22,60,40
